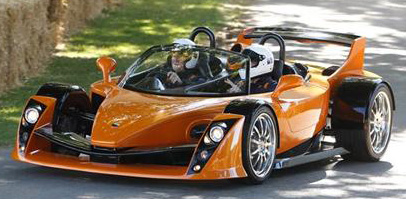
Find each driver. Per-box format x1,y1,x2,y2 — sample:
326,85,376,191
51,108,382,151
165,39,204,87
226,44,277,94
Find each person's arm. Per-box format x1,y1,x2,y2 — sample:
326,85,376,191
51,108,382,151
225,78,245,93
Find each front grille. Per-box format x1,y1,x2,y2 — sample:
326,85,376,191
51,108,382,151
35,126,195,165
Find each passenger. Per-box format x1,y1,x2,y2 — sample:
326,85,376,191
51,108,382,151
226,44,277,94
224,55,246,93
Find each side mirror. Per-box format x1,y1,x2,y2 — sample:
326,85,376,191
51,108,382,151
96,57,117,83
272,75,304,98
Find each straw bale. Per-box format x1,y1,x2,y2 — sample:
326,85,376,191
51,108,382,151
0,0,52,93
0,0,121,94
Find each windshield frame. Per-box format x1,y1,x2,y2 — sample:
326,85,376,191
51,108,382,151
118,44,252,97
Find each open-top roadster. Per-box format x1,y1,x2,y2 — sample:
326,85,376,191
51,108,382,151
12,27,395,184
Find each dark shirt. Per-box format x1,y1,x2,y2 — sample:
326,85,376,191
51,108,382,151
250,76,277,94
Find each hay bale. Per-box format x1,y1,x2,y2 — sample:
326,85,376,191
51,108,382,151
0,0,121,94
63,0,109,35
0,2,9,93
52,0,122,36
48,0,67,45
0,0,53,93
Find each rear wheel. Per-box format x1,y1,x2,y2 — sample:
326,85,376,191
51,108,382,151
338,84,393,161
242,107,277,184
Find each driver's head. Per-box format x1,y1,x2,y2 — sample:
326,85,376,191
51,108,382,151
239,44,274,79
170,39,199,72
171,49,191,72
170,47,200,72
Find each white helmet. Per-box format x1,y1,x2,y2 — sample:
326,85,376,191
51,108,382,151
238,44,274,80
173,38,196,46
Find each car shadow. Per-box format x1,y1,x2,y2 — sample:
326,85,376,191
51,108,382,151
2,145,404,199
8,156,391,188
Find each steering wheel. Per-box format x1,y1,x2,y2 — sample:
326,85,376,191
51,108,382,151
134,69,168,91
189,27,216,48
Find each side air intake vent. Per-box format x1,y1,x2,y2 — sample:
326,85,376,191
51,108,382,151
91,93,105,113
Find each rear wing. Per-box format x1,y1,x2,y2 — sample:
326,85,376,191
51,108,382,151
236,27,367,88
237,27,362,47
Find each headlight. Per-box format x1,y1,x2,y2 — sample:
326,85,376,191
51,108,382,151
189,121,233,174
209,123,226,143
24,107,40,124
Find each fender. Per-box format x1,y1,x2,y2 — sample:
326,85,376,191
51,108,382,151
36,83,91,132
224,99,280,147
331,76,395,131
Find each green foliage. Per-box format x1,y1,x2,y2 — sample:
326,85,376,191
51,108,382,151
0,0,237,146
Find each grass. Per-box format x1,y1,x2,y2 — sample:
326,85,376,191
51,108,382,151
0,0,244,146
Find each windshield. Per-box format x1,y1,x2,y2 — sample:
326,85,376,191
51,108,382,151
120,45,250,96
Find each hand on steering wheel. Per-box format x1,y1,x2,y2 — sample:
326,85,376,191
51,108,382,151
167,71,183,85
225,78,242,93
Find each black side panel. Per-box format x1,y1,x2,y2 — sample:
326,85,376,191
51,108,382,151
36,83,91,132
37,83,86,98
275,138,313,159
331,76,395,131
224,99,269,116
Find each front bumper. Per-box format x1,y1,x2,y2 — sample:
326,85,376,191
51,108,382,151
12,148,193,179
13,102,247,180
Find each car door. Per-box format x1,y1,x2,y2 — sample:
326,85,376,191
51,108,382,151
272,75,329,143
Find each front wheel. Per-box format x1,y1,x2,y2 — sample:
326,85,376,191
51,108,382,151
242,107,278,184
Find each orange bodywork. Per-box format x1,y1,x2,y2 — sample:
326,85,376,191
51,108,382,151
12,27,379,180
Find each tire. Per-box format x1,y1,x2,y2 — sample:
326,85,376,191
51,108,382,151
338,84,393,161
242,106,278,184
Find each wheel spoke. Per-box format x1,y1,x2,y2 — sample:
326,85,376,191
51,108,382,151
265,119,273,140
264,119,270,138
369,120,375,128
264,141,273,147
252,139,261,145
255,155,263,171
251,148,261,155
374,131,381,149
383,102,389,116
253,126,261,137
253,154,261,166
265,147,273,155
371,131,377,145
378,94,384,113
259,118,265,137
371,107,377,117
369,127,376,136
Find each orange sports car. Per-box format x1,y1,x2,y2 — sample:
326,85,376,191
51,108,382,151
12,27,395,184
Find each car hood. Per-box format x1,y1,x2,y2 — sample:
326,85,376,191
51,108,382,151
91,87,231,148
